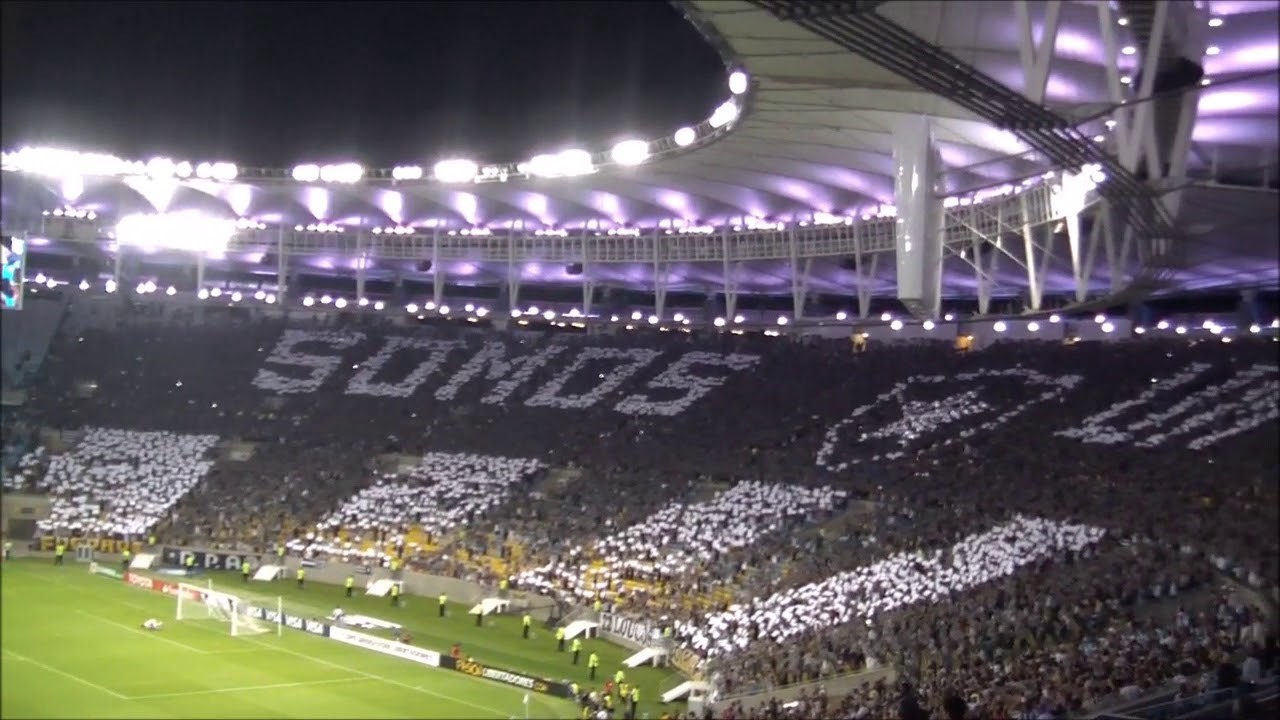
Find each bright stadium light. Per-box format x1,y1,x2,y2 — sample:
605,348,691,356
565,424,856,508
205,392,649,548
392,165,424,181
433,159,479,183
673,127,696,147
708,101,739,129
319,163,364,184
527,149,594,178
728,70,749,95
4,146,129,178
146,157,177,179
292,164,321,182
115,212,235,255
610,140,650,167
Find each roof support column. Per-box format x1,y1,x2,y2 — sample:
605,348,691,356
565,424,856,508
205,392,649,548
652,230,668,319
432,231,444,307
506,230,521,313
580,232,594,317
113,246,123,288
788,230,811,320
1019,195,1052,312
892,115,943,318
1013,0,1063,105
970,235,999,316
852,224,878,320
722,229,739,323
355,231,366,302
276,226,287,304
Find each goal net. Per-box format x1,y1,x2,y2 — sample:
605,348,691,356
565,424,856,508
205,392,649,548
175,581,282,637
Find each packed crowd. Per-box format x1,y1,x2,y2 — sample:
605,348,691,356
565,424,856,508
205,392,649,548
6,305,1277,719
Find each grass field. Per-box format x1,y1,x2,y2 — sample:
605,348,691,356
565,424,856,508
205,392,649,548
1,560,686,719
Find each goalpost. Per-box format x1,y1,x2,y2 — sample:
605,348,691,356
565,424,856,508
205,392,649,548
175,580,283,637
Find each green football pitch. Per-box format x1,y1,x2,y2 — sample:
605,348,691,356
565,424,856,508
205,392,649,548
0,560,686,719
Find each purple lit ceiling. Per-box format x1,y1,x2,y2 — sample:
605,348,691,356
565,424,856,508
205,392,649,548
5,0,1278,299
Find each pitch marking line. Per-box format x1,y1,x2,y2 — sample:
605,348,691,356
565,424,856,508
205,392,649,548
75,610,214,654
126,675,373,700
2,649,130,700
14,567,552,718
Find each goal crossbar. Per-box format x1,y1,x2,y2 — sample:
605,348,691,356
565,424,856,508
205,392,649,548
175,580,283,637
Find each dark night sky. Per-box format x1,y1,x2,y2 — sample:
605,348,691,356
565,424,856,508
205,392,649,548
1,1,725,167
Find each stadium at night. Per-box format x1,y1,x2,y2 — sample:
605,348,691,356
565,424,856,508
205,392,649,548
2,3,1279,720
3,0,1276,330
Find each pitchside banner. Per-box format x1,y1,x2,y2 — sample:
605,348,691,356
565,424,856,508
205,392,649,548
162,546,261,572
443,656,572,698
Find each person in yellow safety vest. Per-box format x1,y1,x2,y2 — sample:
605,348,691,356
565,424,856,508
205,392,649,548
184,554,195,572
555,626,566,651
587,652,600,681
345,576,355,598
241,560,251,582
499,578,509,593
276,546,285,575
614,669,625,687
569,681,579,698
603,693,614,711
296,567,305,588
593,598,602,614
389,558,398,573
663,625,672,640
148,534,156,547
54,542,66,566
122,548,132,571
521,613,532,639
571,637,583,664
629,686,640,712
389,582,400,606
437,593,447,617
619,681,629,700
580,705,590,720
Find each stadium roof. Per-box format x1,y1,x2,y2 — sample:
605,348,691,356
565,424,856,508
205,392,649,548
2,0,1277,309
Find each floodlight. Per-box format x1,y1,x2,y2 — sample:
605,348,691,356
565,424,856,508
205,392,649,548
673,127,696,147
777,316,789,326
728,71,748,95
146,157,176,179
993,321,1007,332
708,101,739,129
292,164,321,182
922,320,935,330
174,161,193,178
319,163,364,184
835,311,848,321
434,159,479,183
1027,321,1040,332
392,165,424,181
197,288,209,299
115,212,235,255
714,317,726,327
610,140,650,167
210,162,238,181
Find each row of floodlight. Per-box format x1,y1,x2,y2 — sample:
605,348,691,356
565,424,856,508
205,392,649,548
27,275,1280,336
4,72,751,189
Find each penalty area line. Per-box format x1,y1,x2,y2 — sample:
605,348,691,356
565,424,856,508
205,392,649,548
75,610,213,654
126,675,373,700
1,649,130,700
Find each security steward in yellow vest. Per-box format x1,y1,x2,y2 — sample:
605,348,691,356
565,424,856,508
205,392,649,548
619,681,629,701
587,651,600,680
437,593,447,617
603,693,614,711
571,637,583,664
614,669,625,688
122,548,132,571
555,626,566,651
593,598,602,614
389,582,400,606
241,560,251,582
521,613,532,639
345,575,355,597
185,554,195,572
629,687,640,717
296,567,305,588
54,542,66,565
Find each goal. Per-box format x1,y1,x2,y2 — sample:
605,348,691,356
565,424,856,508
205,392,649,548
175,581,283,637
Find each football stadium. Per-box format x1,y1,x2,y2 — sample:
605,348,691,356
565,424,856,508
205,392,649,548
2,1,1279,719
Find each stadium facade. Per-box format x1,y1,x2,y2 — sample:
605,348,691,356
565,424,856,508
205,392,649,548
1,0,1277,325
